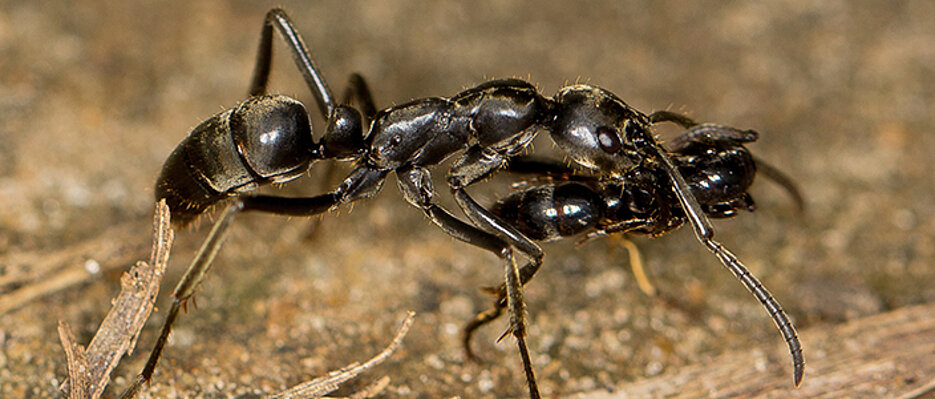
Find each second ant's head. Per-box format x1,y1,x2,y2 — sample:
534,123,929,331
550,85,654,175
671,134,758,217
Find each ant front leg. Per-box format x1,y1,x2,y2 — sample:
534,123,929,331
446,146,544,399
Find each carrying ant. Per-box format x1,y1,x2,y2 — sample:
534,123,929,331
120,8,803,399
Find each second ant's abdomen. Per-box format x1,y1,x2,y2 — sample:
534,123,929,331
492,183,603,241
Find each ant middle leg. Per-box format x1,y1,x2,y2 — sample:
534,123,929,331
396,166,542,399
445,150,546,398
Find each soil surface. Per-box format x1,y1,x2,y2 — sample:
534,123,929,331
2,1,934,398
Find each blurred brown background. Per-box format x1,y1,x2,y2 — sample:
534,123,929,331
1,1,934,398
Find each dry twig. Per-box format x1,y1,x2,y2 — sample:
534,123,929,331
0,223,146,315
59,200,173,399
267,311,416,399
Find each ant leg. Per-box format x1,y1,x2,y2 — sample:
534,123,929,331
121,167,388,399
650,141,805,387
342,73,377,122
752,156,806,212
396,166,541,399
446,150,544,399
120,202,244,399
612,236,656,296
669,124,759,148
451,188,542,399
649,110,759,147
249,8,335,117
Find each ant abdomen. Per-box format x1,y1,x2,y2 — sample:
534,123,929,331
155,95,315,227
491,183,604,241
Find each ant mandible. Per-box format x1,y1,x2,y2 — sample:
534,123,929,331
119,8,803,399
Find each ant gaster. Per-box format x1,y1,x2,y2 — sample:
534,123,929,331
120,8,804,399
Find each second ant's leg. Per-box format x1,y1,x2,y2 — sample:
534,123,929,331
650,110,759,147
249,8,335,117
612,235,656,296
752,156,806,212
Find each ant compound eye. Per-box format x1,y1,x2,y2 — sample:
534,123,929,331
596,126,621,153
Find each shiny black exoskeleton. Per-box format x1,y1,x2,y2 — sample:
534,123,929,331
123,8,804,399
463,122,804,383
494,127,760,243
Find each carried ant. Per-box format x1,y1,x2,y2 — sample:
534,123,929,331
465,117,804,363
120,8,804,399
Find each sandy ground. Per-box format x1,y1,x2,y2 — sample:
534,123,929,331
1,1,934,398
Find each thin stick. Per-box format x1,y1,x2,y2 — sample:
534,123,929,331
59,200,174,399
267,311,415,399
58,321,90,399
0,223,143,315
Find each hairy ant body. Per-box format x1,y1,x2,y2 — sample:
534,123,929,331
121,8,803,399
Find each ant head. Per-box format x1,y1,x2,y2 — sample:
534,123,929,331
671,135,757,210
229,95,316,182
550,85,654,175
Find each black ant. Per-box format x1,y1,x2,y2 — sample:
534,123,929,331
120,8,804,399
464,118,805,378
